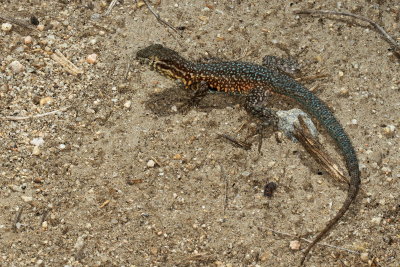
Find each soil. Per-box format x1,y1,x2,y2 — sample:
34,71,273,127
1,1,399,266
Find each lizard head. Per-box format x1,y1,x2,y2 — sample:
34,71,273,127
136,44,191,80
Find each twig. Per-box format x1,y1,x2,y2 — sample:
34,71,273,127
0,14,38,31
12,207,24,232
104,0,119,16
217,133,252,150
295,9,400,55
293,115,349,185
266,227,360,255
1,106,70,121
140,0,183,37
220,164,228,214
51,50,83,75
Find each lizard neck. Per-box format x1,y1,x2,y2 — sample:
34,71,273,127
152,55,197,86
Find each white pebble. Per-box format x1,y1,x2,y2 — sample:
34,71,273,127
147,160,155,168
9,60,24,73
59,144,66,150
350,119,358,125
21,196,33,203
74,235,85,250
124,100,132,108
1,22,12,32
30,137,44,146
24,36,33,45
383,125,396,137
289,240,301,250
371,216,382,225
86,53,98,64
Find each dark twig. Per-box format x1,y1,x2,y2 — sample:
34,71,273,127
140,0,183,37
0,14,38,31
217,133,252,150
295,9,400,56
266,227,360,255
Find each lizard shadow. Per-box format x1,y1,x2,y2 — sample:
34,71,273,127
143,84,243,117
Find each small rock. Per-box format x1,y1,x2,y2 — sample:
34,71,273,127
289,240,301,250
124,100,132,108
32,146,41,155
350,119,358,125
172,154,182,160
241,171,251,177
23,36,33,45
383,125,396,137
74,235,85,250
371,216,382,225
9,60,24,74
86,53,98,64
41,221,48,229
30,137,44,146
259,250,271,262
21,195,33,203
1,22,12,32
39,96,54,106
59,144,66,150
37,24,45,31
338,87,349,97
338,71,344,77
147,160,155,168
360,252,369,262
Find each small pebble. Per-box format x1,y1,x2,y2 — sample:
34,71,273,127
24,36,33,45
360,252,369,262
1,22,12,32
74,236,85,250
86,53,98,64
371,216,382,225
9,60,24,74
172,154,182,160
289,240,301,250
41,221,48,229
32,146,41,155
39,96,54,106
338,87,349,97
338,71,344,77
383,125,396,137
147,160,155,168
21,196,33,203
350,119,358,125
30,137,44,146
37,24,45,31
124,100,132,108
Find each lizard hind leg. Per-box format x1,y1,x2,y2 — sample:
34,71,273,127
245,87,279,152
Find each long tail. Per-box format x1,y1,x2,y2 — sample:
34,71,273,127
275,80,361,264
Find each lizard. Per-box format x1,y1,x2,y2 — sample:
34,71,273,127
136,44,361,265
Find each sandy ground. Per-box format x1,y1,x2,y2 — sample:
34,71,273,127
1,1,399,266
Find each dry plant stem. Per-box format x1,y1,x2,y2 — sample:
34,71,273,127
293,115,349,185
141,0,183,37
1,107,70,121
104,0,119,16
51,50,83,75
266,228,360,255
0,14,38,31
295,9,400,54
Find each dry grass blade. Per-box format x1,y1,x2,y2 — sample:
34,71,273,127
293,115,349,185
295,9,400,56
51,50,83,75
1,107,70,121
